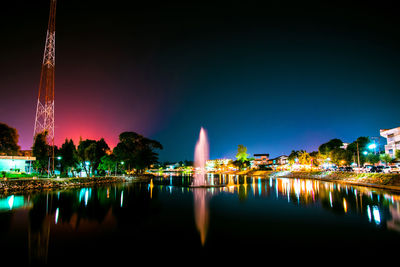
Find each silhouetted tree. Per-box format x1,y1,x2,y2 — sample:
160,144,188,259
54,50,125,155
32,131,51,174
113,131,163,173
347,137,370,165
318,139,343,155
77,138,110,177
288,150,300,164
59,139,78,176
0,122,20,155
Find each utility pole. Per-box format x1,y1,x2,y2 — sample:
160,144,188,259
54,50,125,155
357,142,361,172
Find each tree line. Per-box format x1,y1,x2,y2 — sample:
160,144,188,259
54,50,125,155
0,122,163,177
232,136,400,170
288,137,399,167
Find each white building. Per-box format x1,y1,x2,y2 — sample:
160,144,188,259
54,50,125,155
380,127,400,158
0,156,36,173
206,158,231,170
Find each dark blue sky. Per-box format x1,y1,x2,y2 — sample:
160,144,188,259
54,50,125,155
1,0,399,162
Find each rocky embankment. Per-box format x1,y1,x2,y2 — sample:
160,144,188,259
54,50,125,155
230,170,400,191
0,176,131,194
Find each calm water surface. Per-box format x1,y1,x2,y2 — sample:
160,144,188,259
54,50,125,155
1,174,400,265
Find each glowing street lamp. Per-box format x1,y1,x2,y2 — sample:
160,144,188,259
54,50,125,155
368,143,377,155
368,143,376,150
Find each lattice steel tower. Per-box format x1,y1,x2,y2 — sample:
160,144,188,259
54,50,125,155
33,0,57,155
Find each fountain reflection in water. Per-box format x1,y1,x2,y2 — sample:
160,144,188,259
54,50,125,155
193,188,210,246
193,127,212,245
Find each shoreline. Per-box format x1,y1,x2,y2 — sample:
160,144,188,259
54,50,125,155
2,171,400,195
0,176,146,196
213,170,400,192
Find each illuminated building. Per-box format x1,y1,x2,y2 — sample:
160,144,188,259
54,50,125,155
206,158,231,170
380,127,400,158
253,154,269,167
267,155,289,167
0,156,36,173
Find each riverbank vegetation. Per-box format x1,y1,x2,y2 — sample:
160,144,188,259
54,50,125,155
287,137,398,168
32,131,163,177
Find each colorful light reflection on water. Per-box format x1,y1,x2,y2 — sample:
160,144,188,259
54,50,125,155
0,175,399,265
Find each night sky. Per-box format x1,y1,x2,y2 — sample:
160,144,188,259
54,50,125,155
1,0,399,162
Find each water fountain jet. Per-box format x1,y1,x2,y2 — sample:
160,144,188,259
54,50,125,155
193,127,209,187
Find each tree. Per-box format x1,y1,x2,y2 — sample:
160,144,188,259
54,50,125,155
347,137,367,154
318,139,343,155
233,145,250,170
396,150,400,160
232,159,251,170
58,139,78,176
77,138,110,177
235,145,249,163
347,137,370,166
288,150,300,164
32,131,51,174
298,150,311,165
330,148,352,166
94,138,110,171
309,151,327,167
77,139,96,177
366,153,380,165
113,132,163,173
98,154,117,176
0,122,20,155
380,153,392,166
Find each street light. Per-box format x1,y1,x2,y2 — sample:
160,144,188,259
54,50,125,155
368,143,377,155
48,156,62,178
368,143,376,150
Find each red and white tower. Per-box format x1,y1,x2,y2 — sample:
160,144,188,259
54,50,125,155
33,0,57,150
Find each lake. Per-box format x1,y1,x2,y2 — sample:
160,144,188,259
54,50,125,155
1,174,399,265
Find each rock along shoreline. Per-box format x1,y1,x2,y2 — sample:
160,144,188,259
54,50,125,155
221,170,400,192
2,171,400,194
0,176,149,195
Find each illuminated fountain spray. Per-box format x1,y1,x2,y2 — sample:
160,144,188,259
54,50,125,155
193,127,211,245
193,127,209,187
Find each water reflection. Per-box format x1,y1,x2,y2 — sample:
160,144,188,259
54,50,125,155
0,175,400,264
0,185,149,264
152,174,400,243
0,194,31,211
221,176,400,231
193,189,210,245
154,174,400,233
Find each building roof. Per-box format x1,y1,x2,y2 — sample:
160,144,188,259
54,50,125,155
269,155,288,161
0,156,36,160
380,127,400,137
254,154,269,157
